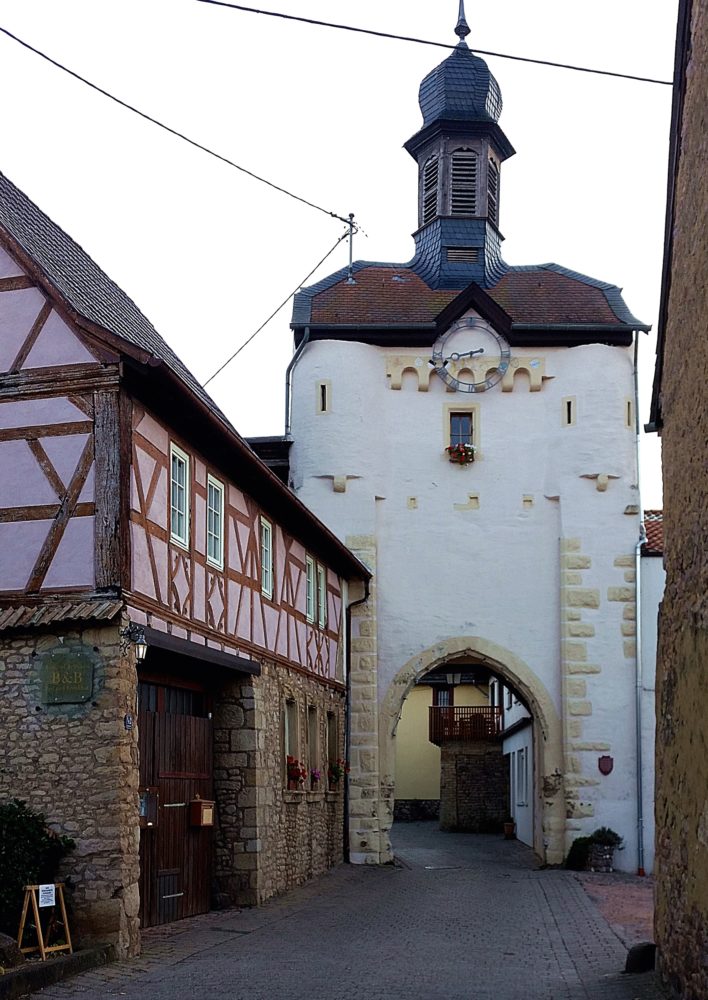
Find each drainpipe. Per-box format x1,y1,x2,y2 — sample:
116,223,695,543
284,326,310,439
633,330,647,877
344,578,371,863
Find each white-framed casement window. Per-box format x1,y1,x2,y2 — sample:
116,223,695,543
316,563,327,628
306,556,316,623
170,443,190,548
260,516,273,599
206,474,224,569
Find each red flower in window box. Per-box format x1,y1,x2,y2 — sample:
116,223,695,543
327,759,350,786
286,756,307,788
445,443,475,465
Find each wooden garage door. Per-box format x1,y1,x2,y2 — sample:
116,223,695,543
138,680,213,928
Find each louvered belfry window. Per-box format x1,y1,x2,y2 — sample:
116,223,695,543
422,156,439,225
450,149,478,216
488,159,500,226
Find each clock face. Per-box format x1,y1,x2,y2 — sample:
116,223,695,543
431,318,510,392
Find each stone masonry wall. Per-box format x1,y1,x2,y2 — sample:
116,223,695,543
439,742,508,832
345,536,389,864
250,660,345,904
654,2,708,996
0,621,140,958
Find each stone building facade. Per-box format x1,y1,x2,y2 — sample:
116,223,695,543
649,0,708,995
0,171,367,956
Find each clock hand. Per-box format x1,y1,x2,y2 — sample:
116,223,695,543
445,348,485,363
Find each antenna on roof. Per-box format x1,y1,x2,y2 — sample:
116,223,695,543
455,0,471,44
347,213,357,285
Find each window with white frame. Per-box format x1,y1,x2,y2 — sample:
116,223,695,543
317,563,327,628
305,556,315,623
170,444,190,548
206,475,224,568
260,517,273,598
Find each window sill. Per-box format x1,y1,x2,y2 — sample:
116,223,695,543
306,790,325,803
325,790,342,801
283,790,305,804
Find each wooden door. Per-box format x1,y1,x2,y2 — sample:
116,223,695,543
138,680,213,928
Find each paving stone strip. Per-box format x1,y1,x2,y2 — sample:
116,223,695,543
33,824,667,1000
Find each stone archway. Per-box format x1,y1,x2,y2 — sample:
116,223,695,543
378,637,565,864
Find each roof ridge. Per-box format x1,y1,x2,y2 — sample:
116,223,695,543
0,169,237,431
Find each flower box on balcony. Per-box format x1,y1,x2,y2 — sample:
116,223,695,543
446,444,475,465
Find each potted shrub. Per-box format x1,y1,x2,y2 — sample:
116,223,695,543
587,826,623,872
502,816,516,840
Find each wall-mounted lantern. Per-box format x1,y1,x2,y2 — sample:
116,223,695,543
120,623,148,664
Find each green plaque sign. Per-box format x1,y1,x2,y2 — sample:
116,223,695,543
41,647,95,704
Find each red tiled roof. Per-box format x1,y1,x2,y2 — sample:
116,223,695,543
308,266,624,328
642,510,663,556
311,270,457,325
487,270,619,326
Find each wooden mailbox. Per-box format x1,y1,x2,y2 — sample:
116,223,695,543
190,798,215,827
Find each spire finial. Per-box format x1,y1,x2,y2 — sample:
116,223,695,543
455,0,471,43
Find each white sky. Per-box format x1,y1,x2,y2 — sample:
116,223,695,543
0,0,675,506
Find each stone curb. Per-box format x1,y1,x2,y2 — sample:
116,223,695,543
0,945,115,1000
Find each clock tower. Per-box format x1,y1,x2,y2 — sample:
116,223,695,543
284,2,652,876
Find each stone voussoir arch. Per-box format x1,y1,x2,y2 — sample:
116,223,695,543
379,636,566,864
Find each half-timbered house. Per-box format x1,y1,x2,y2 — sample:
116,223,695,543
0,170,369,957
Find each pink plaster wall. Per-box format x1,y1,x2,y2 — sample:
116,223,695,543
0,520,50,590
22,310,97,369
41,434,93,497
0,287,46,372
134,410,169,453
0,246,23,278
0,396,88,429
0,439,59,506
43,516,94,588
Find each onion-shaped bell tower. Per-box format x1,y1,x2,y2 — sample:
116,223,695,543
406,1,515,289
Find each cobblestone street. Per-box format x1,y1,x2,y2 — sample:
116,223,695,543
35,823,666,1000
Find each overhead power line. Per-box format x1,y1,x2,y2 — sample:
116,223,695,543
0,25,353,224
203,228,350,386
196,0,673,87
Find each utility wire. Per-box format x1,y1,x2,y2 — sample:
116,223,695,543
0,24,353,224
203,228,350,386
196,0,673,87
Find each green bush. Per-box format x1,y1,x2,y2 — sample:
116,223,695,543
565,836,592,870
590,826,624,848
0,799,75,935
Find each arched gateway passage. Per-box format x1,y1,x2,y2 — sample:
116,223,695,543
379,637,565,864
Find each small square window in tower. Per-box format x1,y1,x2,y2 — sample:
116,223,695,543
450,412,473,447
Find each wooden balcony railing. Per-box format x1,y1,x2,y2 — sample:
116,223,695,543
428,706,503,746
